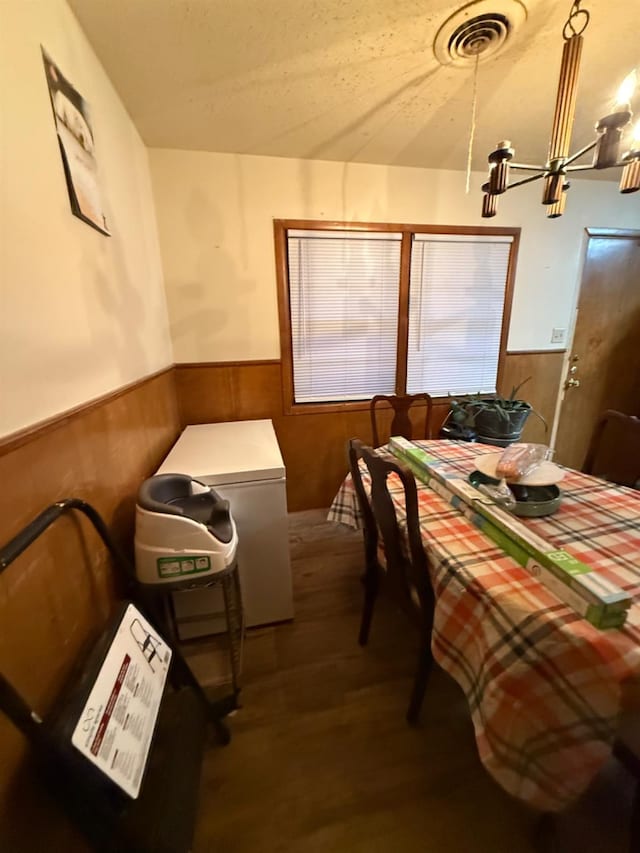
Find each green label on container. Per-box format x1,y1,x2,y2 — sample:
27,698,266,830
157,555,211,579
545,550,592,576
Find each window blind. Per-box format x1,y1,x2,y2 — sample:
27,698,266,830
406,234,513,397
287,231,401,403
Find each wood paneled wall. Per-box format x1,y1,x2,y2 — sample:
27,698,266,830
0,368,180,851
175,352,565,511
175,362,449,510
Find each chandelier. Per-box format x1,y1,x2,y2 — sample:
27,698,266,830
481,1,639,218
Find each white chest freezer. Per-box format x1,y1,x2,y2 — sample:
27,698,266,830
156,419,294,639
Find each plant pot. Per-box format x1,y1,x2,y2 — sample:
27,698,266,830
473,404,531,444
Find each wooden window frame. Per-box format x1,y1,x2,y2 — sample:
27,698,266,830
274,219,521,416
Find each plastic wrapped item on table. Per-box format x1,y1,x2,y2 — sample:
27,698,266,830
496,443,551,481
477,477,516,510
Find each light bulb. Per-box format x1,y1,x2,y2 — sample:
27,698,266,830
615,70,637,107
632,120,640,146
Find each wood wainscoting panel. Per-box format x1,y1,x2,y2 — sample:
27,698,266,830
174,358,563,511
231,362,283,420
174,363,452,512
276,403,449,511
274,408,371,512
501,351,565,445
175,361,282,426
0,368,180,851
175,362,235,424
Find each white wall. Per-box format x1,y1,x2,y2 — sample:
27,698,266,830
148,148,640,363
0,0,173,438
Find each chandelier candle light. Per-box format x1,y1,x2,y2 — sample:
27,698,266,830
482,0,640,218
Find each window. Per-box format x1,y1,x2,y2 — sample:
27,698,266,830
406,234,514,397
287,230,401,403
275,221,519,413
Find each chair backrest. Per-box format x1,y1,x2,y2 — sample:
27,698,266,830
347,439,378,572
352,439,434,618
370,393,433,447
582,410,640,489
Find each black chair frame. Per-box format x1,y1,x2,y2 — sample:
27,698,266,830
350,438,436,724
370,393,434,448
582,409,640,489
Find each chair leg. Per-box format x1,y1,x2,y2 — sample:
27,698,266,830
631,779,640,853
613,740,640,852
358,566,379,646
406,637,433,725
533,812,556,853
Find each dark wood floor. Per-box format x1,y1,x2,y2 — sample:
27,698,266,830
185,510,634,852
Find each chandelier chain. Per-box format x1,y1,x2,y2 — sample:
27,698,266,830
465,52,480,195
563,1,590,41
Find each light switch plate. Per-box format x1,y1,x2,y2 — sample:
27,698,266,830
551,328,566,344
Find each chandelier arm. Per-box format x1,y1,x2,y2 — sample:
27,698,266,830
564,164,596,172
565,162,626,171
503,172,546,191
509,163,547,172
562,139,598,168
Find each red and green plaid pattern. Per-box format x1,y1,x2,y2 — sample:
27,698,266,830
328,440,640,811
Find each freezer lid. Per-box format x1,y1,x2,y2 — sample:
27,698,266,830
156,419,286,484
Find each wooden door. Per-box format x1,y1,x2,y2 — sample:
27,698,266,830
554,229,640,470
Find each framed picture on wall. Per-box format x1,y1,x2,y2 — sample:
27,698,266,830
41,48,110,236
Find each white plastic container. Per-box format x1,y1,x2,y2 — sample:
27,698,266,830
155,420,293,639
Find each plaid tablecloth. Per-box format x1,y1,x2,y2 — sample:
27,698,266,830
328,439,640,812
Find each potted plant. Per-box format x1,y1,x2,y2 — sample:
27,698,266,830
448,378,547,446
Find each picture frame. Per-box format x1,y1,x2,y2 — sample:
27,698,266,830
41,48,110,236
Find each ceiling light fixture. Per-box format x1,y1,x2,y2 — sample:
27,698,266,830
481,1,640,218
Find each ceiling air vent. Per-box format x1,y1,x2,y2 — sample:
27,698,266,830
433,0,528,67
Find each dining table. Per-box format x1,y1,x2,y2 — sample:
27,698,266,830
328,439,640,813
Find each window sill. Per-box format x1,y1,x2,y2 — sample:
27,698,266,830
283,397,452,416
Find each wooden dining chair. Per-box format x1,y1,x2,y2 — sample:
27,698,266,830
350,438,436,724
348,438,381,646
535,727,640,852
613,725,640,852
582,409,640,489
369,393,434,448
540,715,640,852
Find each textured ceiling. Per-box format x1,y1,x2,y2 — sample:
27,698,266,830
68,0,640,174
